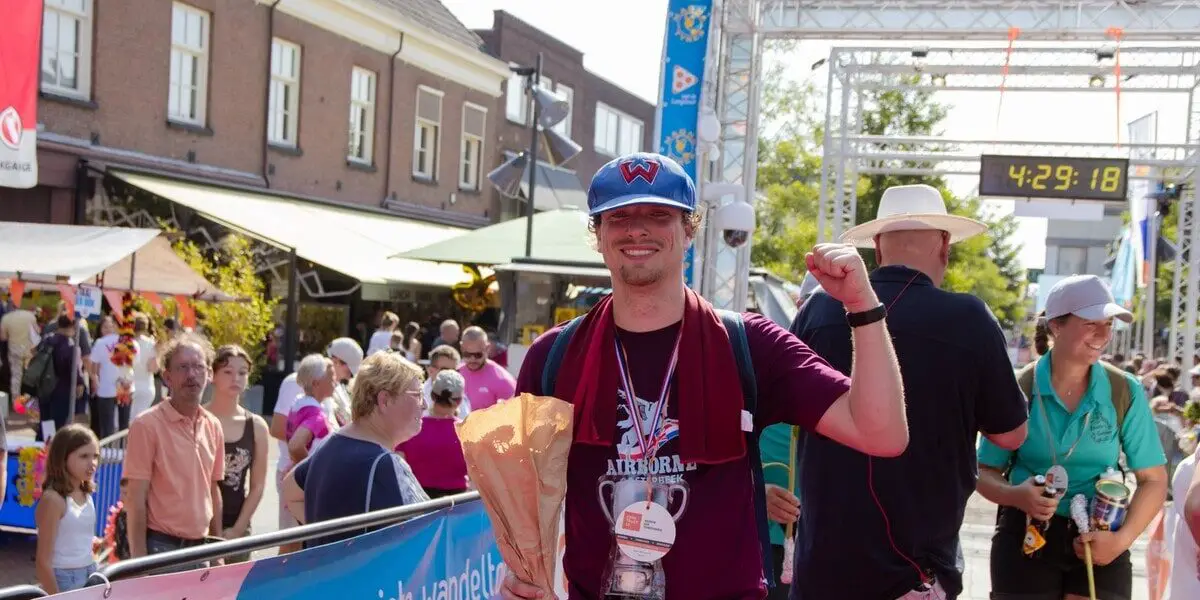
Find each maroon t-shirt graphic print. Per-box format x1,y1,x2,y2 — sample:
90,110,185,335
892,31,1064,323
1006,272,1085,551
515,313,850,600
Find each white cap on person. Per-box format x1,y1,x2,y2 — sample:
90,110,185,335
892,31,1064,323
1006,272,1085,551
326,337,364,375
1043,275,1134,323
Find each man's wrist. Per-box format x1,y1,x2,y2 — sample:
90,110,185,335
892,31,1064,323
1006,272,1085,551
845,297,882,315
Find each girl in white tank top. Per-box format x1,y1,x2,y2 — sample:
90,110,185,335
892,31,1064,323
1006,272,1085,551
35,425,101,594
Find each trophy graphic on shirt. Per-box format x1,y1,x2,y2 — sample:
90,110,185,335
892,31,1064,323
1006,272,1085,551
597,475,689,599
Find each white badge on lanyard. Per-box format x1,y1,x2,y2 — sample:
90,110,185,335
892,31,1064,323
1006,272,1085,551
614,501,678,562
1046,464,1069,496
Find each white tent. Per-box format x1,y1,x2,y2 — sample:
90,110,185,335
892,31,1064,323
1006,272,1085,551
0,222,231,300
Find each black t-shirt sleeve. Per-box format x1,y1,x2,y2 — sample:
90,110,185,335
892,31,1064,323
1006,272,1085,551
513,327,564,397
973,301,1029,435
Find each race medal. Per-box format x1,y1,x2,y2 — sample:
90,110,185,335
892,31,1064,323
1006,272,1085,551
614,501,677,562
1022,521,1047,555
1046,465,1069,497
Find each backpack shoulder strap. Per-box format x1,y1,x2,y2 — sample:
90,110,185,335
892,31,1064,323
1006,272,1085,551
540,316,585,396
717,310,757,409
717,310,775,587
1100,362,1132,431
1016,362,1037,404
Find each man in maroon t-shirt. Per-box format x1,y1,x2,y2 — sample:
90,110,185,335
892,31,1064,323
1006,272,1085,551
500,152,908,600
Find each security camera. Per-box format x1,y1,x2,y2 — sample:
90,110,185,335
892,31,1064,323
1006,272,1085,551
715,200,755,248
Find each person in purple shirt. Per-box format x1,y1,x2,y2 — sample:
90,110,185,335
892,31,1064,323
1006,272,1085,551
500,152,908,600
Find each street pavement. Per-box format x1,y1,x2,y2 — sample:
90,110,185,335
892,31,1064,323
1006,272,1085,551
0,416,1156,598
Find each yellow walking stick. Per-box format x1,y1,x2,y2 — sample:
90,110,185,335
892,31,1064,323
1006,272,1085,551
762,426,801,585
1070,494,1097,600
781,426,798,584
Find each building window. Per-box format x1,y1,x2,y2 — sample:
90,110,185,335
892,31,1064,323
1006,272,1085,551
460,103,487,191
347,67,376,164
268,39,301,146
41,0,93,99
553,83,573,136
168,2,210,125
1056,246,1088,275
413,86,443,180
595,103,642,156
505,71,526,124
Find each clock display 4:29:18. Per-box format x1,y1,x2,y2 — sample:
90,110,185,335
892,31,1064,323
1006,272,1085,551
1007,163,1124,193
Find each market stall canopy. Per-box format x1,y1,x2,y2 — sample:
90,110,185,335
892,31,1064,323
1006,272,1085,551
0,222,159,283
395,208,602,266
112,171,480,288
0,222,232,300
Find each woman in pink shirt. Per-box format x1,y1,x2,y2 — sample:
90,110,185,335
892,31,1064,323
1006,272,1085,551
286,354,336,465
396,370,469,498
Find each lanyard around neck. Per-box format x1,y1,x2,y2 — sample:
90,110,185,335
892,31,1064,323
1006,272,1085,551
1034,385,1091,466
613,326,683,462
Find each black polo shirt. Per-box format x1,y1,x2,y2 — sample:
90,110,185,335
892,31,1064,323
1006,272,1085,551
787,265,1028,600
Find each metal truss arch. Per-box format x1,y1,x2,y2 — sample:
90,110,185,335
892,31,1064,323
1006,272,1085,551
706,1,1200,363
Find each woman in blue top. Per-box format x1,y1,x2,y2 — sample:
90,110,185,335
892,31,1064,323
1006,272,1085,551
282,351,430,550
977,275,1167,600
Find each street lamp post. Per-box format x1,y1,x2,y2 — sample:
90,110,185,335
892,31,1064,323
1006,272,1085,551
523,53,544,258
487,53,581,259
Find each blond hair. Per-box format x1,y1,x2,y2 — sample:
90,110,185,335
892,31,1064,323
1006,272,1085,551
351,352,423,420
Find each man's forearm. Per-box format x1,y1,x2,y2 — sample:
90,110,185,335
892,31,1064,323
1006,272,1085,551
127,506,148,557
210,483,223,536
846,316,907,456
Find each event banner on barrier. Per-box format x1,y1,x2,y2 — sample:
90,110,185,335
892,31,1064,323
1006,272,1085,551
657,0,714,289
51,501,515,600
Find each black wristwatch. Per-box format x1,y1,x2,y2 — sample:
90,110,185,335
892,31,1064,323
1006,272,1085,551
846,304,887,328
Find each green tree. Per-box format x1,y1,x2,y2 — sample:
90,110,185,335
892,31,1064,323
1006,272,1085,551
166,230,278,378
751,60,1028,328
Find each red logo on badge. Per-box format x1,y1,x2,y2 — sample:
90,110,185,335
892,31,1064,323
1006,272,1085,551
622,512,643,531
0,107,22,151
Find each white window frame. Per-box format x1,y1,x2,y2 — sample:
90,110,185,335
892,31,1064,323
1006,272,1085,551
268,38,301,147
505,70,526,125
168,2,210,126
595,102,643,156
412,86,444,180
553,83,574,136
41,0,94,99
459,103,488,191
347,66,377,164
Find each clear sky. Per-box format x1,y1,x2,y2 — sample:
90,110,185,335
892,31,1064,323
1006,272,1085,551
442,0,1191,270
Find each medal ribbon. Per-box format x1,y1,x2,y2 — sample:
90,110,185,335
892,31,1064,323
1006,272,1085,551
614,326,683,505
1035,387,1091,468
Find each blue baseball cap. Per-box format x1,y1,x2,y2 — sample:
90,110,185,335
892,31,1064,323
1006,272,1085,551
586,152,696,216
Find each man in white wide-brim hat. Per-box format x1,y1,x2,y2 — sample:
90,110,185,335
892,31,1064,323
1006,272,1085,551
784,183,1030,600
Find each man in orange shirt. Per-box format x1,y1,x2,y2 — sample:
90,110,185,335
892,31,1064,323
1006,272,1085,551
123,333,224,567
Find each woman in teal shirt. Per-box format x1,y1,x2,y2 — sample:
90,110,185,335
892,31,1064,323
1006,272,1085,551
977,275,1167,600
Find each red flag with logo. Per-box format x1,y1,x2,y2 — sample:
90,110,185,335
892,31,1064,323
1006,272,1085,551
0,0,42,189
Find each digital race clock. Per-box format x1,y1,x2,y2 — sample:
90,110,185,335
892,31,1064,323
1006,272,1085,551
978,155,1129,202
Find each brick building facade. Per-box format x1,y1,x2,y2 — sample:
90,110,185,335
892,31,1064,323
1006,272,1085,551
6,0,511,229
474,10,656,220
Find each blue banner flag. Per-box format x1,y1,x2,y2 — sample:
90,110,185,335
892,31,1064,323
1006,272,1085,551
656,1,714,288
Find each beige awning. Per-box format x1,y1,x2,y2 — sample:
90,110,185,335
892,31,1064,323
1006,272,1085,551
112,171,479,288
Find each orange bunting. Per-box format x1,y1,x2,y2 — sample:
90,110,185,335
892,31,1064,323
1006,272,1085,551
141,292,164,313
56,284,76,317
175,295,197,329
1107,27,1125,148
8,281,25,306
996,27,1020,130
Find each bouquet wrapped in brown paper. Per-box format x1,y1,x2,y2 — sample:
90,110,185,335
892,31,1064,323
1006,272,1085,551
457,393,573,595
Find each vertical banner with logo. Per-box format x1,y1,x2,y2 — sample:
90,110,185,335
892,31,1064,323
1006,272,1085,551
1127,112,1158,288
656,0,713,288
0,0,42,189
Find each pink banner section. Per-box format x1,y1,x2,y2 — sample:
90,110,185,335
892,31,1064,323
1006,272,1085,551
49,561,256,599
